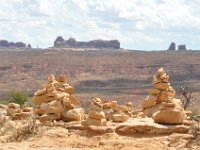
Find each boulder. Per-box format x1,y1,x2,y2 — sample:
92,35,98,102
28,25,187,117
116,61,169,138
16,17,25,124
61,108,84,122
152,109,185,124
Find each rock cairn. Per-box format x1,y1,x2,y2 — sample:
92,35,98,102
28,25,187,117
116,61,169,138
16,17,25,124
32,74,84,123
82,98,107,126
102,100,133,122
6,103,33,120
141,68,187,124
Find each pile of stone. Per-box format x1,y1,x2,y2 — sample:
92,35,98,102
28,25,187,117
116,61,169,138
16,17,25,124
103,101,133,122
141,68,187,125
32,74,84,123
6,103,33,120
82,98,107,126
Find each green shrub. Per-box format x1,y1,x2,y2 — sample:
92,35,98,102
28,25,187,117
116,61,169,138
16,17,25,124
7,91,29,106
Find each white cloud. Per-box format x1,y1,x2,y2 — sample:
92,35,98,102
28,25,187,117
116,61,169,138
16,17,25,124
0,0,199,49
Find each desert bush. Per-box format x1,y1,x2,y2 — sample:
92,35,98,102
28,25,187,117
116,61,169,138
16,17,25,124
190,106,200,116
6,90,29,105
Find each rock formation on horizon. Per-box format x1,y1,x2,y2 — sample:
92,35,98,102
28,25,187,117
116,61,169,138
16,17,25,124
167,42,188,51
0,39,31,48
167,42,176,51
54,36,120,49
178,44,187,51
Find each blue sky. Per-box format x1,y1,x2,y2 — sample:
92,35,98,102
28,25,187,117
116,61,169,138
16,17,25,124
0,0,200,50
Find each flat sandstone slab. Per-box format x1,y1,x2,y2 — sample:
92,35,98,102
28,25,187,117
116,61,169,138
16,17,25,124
52,118,189,135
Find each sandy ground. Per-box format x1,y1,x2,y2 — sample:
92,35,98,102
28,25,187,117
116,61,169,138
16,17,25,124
0,125,199,150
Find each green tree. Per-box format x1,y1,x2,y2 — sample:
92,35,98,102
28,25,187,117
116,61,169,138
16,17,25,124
7,90,29,106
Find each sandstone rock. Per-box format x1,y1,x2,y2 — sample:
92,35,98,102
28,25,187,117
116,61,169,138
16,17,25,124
82,98,107,126
34,108,46,116
81,118,107,126
152,109,185,124
61,108,84,122
6,107,21,116
39,114,60,123
64,86,74,94
7,103,20,109
148,89,160,95
22,107,33,112
12,112,32,120
89,110,105,120
112,114,129,122
154,82,170,90
115,118,189,135
141,95,157,109
40,100,65,115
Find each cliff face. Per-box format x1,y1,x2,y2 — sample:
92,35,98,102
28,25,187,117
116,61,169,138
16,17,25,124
54,37,120,49
0,40,31,48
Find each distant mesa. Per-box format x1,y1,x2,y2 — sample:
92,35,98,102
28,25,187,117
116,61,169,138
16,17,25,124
0,39,31,48
54,36,120,49
167,42,187,51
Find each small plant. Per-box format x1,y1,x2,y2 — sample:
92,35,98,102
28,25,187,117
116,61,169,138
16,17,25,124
6,90,29,105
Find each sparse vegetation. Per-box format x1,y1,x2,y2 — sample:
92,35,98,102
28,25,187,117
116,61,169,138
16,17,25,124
5,90,29,105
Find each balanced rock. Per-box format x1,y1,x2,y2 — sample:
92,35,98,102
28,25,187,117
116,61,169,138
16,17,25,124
141,68,186,125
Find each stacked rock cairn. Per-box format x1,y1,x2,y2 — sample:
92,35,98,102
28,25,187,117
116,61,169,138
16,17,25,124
141,68,187,124
32,74,84,123
82,98,107,126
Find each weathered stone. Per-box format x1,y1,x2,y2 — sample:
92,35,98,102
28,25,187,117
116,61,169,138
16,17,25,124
81,118,107,126
22,107,33,112
61,108,84,122
152,109,185,124
141,95,157,109
64,86,74,94
148,89,160,95
7,103,20,109
12,112,32,120
115,118,189,135
39,114,60,123
40,100,65,115
89,110,105,120
6,107,21,116
112,114,129,122
154,83,170,90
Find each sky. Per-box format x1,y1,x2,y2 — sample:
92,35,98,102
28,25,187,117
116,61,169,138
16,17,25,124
0,0,200,50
